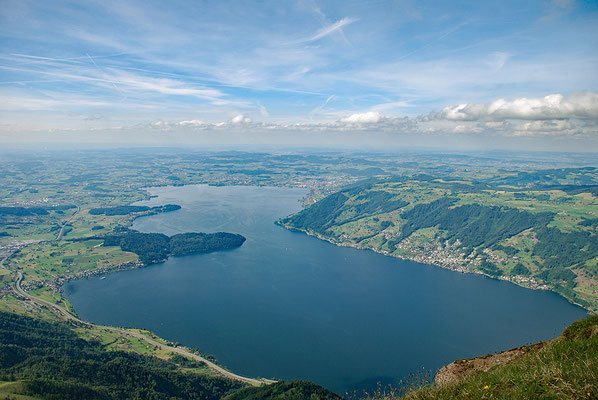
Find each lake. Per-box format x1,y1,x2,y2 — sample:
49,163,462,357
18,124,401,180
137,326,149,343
63,185,588,395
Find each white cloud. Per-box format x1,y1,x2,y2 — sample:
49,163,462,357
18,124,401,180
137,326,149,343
452,125,468,133
177,119,206,127
430,92,598,121
231,114,253,124
481,121,512,130
155,110,415,133
512,119,579,136
340,111,384,124
150,121,170,129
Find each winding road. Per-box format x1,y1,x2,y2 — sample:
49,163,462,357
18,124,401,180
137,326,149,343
13,271,274,386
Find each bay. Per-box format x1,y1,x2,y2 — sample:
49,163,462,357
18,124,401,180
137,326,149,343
64,185,588,395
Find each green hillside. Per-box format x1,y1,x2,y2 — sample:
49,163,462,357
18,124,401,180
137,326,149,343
0,312,340,400
0,312,243,400
279,175,598,311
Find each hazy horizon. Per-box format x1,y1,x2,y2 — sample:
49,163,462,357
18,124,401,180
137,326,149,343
1,0,597,151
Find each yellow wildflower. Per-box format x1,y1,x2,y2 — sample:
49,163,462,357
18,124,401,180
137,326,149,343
484,385,489,390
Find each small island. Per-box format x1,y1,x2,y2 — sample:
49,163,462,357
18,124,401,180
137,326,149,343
103,230,246,265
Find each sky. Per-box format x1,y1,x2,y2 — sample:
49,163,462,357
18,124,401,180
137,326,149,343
1,0,597,151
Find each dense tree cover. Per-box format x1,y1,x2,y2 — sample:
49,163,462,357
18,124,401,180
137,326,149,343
280,191,350,234
536,268,577,287
529,227,598,288
580,218,598,229
533,227,598,270
380,220,394,230
168,354,206,369
400,199,554,248
351,191,408,217
0,205,76,219
493,245,519,256
282,182,598,305
0,312,243,400
151,204,182,213
511,263,531,276
104,232,170,264
0,206,48,216
170,233,246,257
103,231,246,264
281,190,407,235
89,206,152,215
89,204,181,216
222,380,342,400
478,260,504,277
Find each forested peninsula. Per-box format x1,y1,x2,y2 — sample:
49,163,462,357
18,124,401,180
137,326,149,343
103,230,246,265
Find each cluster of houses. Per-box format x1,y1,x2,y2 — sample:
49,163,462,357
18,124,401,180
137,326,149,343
20,260,143,292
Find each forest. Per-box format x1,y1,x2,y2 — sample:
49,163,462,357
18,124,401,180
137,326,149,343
89,204,181,216
280,175,598,310
279,188,407,235
399,198,554,248
0,312,344,400
103,230,246,264
0,312,243,400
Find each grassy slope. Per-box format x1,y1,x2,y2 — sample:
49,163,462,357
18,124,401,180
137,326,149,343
280,176,598,311
3,154,598,399
0,312,244,400
0,312,345,400
369,315,598,400
1,152,373,399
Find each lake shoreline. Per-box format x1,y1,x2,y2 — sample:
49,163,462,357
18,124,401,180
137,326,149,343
276,221,592,313
63,184,589,394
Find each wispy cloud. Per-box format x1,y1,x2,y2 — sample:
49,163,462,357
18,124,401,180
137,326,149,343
297,17,359,43
1,0,597,149
0,57,229,103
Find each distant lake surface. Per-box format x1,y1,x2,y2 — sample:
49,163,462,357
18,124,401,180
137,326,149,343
64,185,587,395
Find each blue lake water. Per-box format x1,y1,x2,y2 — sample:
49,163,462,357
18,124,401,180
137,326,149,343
63,185,588,395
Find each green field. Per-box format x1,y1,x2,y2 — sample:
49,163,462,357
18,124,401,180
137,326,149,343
280,175,598,311
1,149,597,399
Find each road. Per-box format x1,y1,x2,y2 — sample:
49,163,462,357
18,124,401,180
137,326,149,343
13,271,274,386
56,205,80,240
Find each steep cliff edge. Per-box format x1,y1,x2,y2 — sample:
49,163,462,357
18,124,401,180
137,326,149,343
393,315,598,399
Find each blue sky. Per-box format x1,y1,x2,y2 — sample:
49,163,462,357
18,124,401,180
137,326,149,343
1,0,597,150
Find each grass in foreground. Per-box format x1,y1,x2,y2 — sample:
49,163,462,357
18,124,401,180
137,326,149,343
363,315,598,400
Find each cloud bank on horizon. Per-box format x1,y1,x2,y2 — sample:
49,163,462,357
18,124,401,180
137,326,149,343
0,0,597,150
